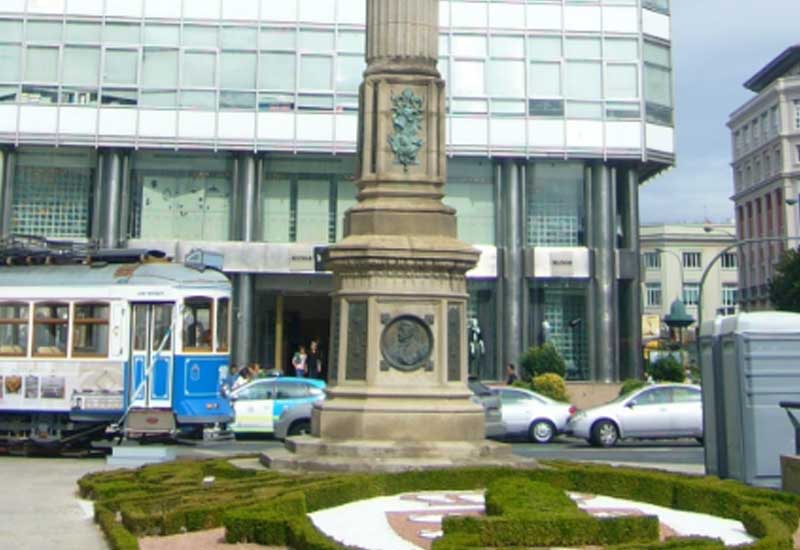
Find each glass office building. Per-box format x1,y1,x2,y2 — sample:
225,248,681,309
0,0,675,382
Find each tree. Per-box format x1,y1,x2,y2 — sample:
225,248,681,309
769,247,800,312
648,356,685,383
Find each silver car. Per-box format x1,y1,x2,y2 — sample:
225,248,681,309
274,400,317,440
567,383,703,447
494,387,576,443
468,378,505,439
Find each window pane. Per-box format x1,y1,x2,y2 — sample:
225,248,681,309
336,55,364,93
183,51,216,87
565,37,601,58
105,23,140,45
565,61,601,99
338,31,364,52
221,26,258,50
606,38,638,61
259,52,296,90
145,24,180,46
452,60,485,96
488,60,524,97
104,50,138,85
66,22,101,43
184,297,212,351
183,25,219,48
63,46,100,86
142,48,178,87
0,20,23,42
220,51,256,88
300,56,332,90
216,298,229,352
644,42,671,67
152,304,172,350
220,91,255,108
33,304,68,357
452,34,487,57
141,91,177,106
0,45,21,82
491,35,524,57
296,179,330,243
529,36,561,59
0,303,28,357
529,62,561,97
443,159,495,245
645,65,672,106
606,65,638,99
263,178,292,242
181,90,216,108
299,30,334,51
27,21,62,42
260,28,296,50
73,303,109,357
25,46,59,82
527,162,585,246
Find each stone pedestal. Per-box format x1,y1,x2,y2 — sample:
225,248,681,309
261,0,523,472
781,455,800,494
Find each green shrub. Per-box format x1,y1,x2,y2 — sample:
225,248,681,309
619,378,648,396
649,356,685,382
95,505,139,550
531,372,569,402
519,342,566,378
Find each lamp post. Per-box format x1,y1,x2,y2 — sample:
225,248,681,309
655,247,685,303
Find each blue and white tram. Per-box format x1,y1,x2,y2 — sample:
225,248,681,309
0,255,234,448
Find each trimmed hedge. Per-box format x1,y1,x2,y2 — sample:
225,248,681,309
80,458,800,550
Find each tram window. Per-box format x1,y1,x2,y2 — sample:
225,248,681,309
184,297,213,352
0,303,29,357
216,298,230,353
152,305,173,351
73,303,109,357
133,305,148,351
33,303,69,357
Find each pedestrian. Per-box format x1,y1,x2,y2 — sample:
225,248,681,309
308,338,323,380
506,363,518,385
292,345,308,378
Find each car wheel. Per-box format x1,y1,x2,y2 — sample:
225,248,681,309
288,420,311,437
529,420,556,444
591,420,619,448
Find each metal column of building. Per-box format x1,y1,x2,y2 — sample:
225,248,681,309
0,148,14,239
592,163,618,383
233,154,258,370
100,149,125,248
583,164,598,381
623,168,643,380
501,159,524,372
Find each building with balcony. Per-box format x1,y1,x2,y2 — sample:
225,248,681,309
729,45,800,310
641,224,738,338
0,0,675,383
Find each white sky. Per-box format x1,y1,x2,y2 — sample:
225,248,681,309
639,0,800,224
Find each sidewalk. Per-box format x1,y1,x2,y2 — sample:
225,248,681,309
0,457,110,550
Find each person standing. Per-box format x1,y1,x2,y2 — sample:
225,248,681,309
506,363,518,385
307,338,323,380
292,345,308,378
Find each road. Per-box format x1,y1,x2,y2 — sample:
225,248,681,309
0,437,705,550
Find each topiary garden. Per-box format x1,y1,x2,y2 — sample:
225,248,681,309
79,457,800,550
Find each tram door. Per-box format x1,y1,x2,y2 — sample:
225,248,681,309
130,303,175,409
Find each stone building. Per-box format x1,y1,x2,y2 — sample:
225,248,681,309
729,45,800,310
0,0,675,383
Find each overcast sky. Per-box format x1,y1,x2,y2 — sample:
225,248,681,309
639,0,800,224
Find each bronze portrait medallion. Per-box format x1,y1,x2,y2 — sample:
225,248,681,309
380,315,433,372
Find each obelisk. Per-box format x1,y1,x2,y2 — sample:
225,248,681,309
264,0,516,469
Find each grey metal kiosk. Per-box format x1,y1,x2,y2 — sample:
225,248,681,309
702,312,800,488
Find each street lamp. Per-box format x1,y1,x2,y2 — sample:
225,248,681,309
654,247,693,344
703,225,737,238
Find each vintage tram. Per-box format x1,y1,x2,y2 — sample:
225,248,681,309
0,242,233,449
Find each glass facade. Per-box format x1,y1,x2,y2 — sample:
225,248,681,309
11,148,96,239
527,162,585,247
0,0,671,130
467,279,498,381
530,281,589,381
130,151,234,241
443,159,495,245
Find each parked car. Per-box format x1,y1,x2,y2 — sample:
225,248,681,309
567,383,703,447
468,377,505,439
493,387,576,443
229,376,326,435
274,400,319,440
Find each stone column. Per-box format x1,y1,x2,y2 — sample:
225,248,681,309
307,0,494,451
592,163,618,383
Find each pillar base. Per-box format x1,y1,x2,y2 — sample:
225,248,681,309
261,436,532,473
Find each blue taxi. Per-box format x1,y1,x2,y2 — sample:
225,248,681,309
229,376,326,435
